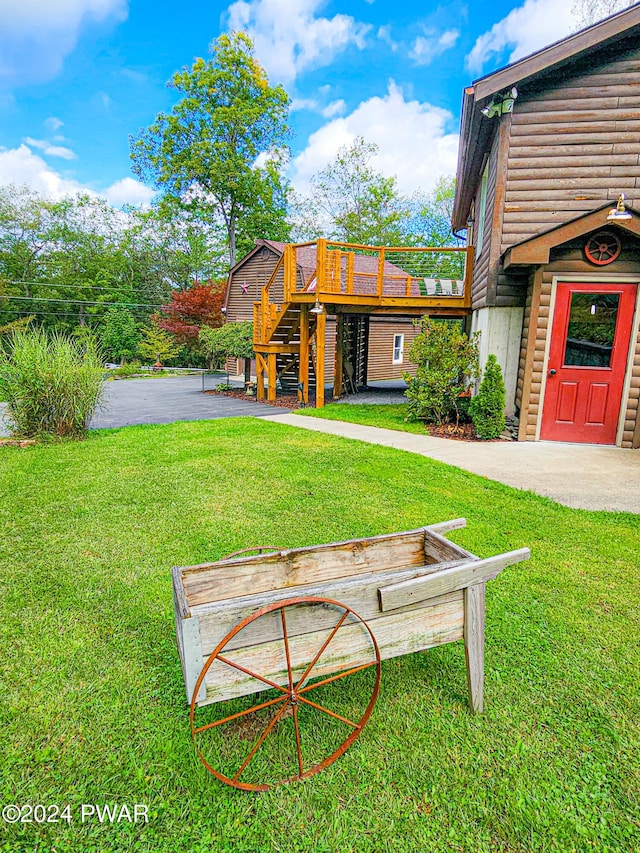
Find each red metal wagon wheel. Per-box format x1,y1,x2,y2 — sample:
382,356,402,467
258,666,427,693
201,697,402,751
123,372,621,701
584,231,621,266
189,596,381,791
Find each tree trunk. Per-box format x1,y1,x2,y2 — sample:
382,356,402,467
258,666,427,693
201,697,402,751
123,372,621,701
244,357,251,388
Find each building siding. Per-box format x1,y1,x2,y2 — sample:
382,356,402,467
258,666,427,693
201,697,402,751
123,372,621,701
517,236,640,446
502,39,640,252
225,246,284,324
367,318,420,380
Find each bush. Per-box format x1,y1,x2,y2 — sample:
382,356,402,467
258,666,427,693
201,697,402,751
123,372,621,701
470,354,506,439
404,319,479,425
113,360,142,377
0,328,105,438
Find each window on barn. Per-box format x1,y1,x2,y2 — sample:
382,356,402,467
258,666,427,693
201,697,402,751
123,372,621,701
392,334,404,364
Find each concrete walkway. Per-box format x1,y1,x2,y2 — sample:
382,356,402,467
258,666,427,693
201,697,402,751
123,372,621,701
262,412,640,513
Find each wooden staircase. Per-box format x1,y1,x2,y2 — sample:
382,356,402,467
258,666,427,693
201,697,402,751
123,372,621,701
252,240,473,408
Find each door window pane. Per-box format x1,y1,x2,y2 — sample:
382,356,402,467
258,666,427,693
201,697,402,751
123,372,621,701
564,293,619,367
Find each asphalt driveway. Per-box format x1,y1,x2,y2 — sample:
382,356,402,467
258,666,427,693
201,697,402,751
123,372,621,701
0,375,276,436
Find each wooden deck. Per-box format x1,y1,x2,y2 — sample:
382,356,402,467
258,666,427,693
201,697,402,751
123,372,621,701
253,239,473,407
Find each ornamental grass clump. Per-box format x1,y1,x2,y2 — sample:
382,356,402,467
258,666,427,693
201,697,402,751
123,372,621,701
470,353,507,439
0,328,105,438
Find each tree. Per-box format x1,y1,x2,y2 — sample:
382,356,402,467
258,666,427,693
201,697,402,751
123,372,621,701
157,281,225,356
137,325,182,366
130,31,291,268
100,307,141,364
404,176,462,248
292,138,409,245
572,0,635,27
404,319,480,425
469,354,506,439
199,321,253,380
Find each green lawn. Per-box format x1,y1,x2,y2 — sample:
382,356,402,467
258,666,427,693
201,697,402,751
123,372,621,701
295,402,429,434
1,418,639,853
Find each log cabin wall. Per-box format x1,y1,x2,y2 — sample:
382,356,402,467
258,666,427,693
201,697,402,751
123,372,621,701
516,235,640,446
225,245,284,324
367,318,420,381
470,130,500,311
503,37,640,253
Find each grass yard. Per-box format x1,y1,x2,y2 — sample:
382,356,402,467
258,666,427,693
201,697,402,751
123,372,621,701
1,417,639,853
295,402,428,435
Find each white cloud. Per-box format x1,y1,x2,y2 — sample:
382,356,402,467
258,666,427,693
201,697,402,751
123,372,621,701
290,96,346,118
466,0,574,75
291,82,459,196
44,116,64,132
24,137,77,160
377,25,398,51
225,0,371,83
410,29,460,65
321,99,346,118
103,177,155,207
0,0,128,86
0,144,154,207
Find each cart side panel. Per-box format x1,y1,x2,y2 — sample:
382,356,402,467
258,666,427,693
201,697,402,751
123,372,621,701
181,528,467,608
199,592,464,706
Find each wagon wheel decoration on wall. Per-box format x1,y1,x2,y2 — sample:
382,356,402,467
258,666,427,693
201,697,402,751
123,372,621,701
584,231,622,266
190,596,381,791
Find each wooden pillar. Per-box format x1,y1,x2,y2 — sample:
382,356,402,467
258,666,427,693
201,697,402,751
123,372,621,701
464,582,486,714
256,353,265,401
267,353,277,403
333,314,344,399
315,309,326,409
299,305,310,405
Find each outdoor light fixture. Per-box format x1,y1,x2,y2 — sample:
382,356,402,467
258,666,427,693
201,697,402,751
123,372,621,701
607,193,632,221
481,87,518,119
310,299,324,314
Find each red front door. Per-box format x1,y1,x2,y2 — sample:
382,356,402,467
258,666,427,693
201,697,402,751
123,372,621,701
540,282,636,444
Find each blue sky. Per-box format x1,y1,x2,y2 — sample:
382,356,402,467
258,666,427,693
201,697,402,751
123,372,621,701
0,0,584,206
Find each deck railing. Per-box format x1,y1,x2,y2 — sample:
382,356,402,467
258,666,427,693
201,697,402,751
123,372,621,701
255,240,473,346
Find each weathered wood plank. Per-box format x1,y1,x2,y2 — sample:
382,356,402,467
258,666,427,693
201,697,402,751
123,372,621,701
201,596,464,704
378,549,530,612
181,526,469,607
464,583,485,714
512,109,640,125
196,564,468,657
509,143,614,157
507,155,638,170
508,131,640,146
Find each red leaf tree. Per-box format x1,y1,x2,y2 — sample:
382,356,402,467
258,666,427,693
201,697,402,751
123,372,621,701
157,281,225,350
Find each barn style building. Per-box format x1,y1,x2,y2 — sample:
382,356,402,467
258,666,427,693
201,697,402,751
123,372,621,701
453,5,640,446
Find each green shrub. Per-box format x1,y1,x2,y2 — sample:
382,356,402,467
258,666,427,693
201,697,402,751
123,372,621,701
470,353,506,439
0,328,105,438
113,360,142,377
404,319,479,425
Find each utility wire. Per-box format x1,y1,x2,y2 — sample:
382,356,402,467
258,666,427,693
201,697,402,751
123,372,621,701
2,295,163,309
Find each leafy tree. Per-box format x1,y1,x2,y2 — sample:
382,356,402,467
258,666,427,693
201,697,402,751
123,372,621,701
292,138,408,245
137,325,182,365
100,307,141,364
572,0,635,27
469,354,506,439
199,321,253,380
404,176,462,248
404,319,480,425
157,281,225,355
130,31,291,268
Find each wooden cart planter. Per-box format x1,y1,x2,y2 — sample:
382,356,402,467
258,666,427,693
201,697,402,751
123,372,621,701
172,519,529,790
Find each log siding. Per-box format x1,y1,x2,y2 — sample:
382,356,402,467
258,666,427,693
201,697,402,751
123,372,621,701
503,41,640,254
516,238,640,446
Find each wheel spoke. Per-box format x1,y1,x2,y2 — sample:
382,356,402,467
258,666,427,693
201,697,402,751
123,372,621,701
193,694,287,734
292,703,304,778
294,610,349,691
298,661,378,695
232,700,291,783
297,694,360,728
217,654,289,694
281,607,294,692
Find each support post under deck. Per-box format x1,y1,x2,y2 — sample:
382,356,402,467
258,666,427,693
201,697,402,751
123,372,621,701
299,305,310,405
315,309,326,409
